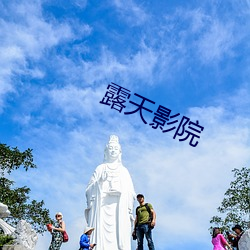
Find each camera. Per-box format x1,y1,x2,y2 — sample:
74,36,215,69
132,231,137,240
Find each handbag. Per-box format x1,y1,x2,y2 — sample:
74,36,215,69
62,231,69,242
46,224,52,232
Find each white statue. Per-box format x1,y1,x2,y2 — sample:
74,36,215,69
0,202,15,235
239,229,250,250
85,135,136,250
0,203,37,250
13,220,38,250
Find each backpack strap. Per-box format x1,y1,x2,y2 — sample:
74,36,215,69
144,203,151,215
136,203,151,216
136,206,139,216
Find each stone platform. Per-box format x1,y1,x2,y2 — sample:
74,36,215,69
1,245,26,250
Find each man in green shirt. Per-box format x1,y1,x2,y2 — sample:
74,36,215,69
133,194,156,250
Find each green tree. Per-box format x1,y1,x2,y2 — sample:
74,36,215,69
210,167,250,232
0,143,52,233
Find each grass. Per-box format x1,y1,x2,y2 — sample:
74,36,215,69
0,234,14,247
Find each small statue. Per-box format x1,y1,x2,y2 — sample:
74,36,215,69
0,203,38,250
13,220,38,250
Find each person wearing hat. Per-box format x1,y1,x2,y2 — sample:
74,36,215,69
79,227,96,250
48,212,66,250
230,225,244,250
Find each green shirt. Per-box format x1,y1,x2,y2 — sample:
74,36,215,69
136,203,153,225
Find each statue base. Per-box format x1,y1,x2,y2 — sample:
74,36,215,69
1,245,26,250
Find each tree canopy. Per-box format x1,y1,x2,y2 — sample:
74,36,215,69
0,144,36,175
210,167,250,232
0,143,52,233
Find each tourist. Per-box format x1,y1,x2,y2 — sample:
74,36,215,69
231,225,244,250
211,227,232,250
79,227,96,250
133,194,156,250
48,212,66,250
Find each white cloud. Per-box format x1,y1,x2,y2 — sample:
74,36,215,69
81,47,127,85
0,2,73,58
189,8,210,33
11,100,250,250
128,106,250,248
2,2,250,250
79,45,158,86
225,84,250,115
112,0,148,26
73,0,87,9
160,7,240,67
196,20,235,63
127,42,158,84
0,1,74,110
48,85,104,118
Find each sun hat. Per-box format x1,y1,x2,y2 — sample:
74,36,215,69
84,227,95,234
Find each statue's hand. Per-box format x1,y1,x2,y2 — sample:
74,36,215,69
101,171,108,181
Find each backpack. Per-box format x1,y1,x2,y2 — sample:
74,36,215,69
136,203,154,229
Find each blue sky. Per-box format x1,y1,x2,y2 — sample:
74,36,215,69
1,0,250,249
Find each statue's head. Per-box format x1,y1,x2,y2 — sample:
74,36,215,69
104,135,122,163
0,202,10,218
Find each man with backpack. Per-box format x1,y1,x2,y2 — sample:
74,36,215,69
132,194,156,250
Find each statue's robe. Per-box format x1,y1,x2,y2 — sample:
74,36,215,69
239,229,250,250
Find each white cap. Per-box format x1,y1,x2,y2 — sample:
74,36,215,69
55,212,63,218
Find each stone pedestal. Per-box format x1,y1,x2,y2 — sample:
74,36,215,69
2,246,26,250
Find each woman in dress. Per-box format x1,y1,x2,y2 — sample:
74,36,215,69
212,227,232,250
49,212,66,250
